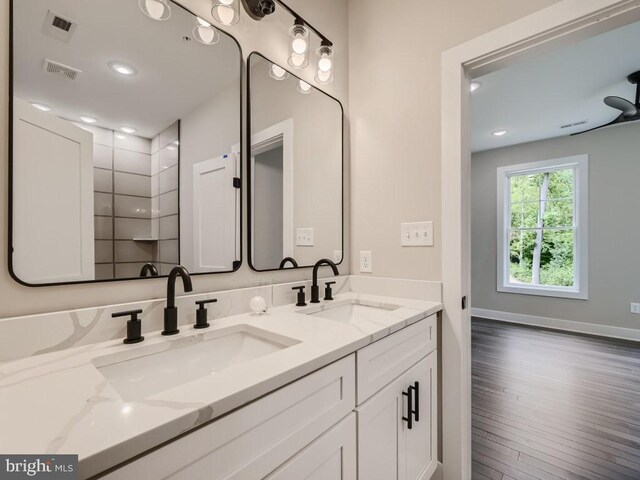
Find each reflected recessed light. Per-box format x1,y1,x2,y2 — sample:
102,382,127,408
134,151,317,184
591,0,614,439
173,140,179,146
109,62,137,76
492,129,508,137
31,102,51,112
80,115,97,124
470,81,482,93
115,134,127,140
120,126,136,134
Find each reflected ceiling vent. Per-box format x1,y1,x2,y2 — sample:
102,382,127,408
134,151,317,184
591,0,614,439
42,10,77,43
43,59,81,80
560,120,588,129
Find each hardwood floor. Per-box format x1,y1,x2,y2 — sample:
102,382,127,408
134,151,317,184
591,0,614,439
471,317,640,480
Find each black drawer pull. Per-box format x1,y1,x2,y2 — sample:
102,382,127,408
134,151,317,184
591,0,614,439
413,381,420,422
402,385,415,430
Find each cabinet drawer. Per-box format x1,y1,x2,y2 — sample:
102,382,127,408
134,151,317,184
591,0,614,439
357,315,436,404
103,354,356,480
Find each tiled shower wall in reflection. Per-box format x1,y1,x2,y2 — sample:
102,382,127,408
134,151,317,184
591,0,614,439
151,122,180,276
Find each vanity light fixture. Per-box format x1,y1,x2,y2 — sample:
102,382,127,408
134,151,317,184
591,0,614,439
80,115,97,124
470,81,482,93
492,129,507,137
138,0,171,21
297,79,312,95
314,41,333,85
121,126,136,134
211,0,240,26
30,103,51,112
269,63,289,81
193,17,220,45
109,62,137,76
288,19,309,69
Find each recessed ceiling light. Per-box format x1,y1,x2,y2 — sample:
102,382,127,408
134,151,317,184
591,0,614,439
492,129,507,137
31,102,51,112
120,126,136,134
109,62,137,76
470,81,482,93
80,115,97,124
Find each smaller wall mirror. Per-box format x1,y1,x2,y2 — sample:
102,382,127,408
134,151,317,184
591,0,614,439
248,53,344,271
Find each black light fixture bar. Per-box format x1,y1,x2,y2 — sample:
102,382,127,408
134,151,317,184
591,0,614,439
274,0,333,46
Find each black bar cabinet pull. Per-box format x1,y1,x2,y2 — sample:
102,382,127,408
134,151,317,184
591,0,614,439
402,385,415,430
413,381,420,422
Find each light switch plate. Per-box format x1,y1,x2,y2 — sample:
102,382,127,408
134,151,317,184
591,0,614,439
360,251,372,273
401,221,434,247
631,303,640,314
296,228,314,246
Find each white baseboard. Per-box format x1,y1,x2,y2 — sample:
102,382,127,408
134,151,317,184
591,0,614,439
471,308,640,342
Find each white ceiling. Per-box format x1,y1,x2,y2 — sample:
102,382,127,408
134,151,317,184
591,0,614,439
13,0,241,139
470,20,640,153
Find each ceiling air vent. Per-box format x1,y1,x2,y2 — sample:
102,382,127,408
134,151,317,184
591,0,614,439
42,10,77,43
43,59,81,80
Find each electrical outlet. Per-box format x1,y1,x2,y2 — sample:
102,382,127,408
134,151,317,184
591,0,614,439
333,250,343,263
631,303,640,314
296,228,314,246
360,251,372,273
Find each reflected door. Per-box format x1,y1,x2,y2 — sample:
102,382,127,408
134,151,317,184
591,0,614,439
192,154,237,272
13,98,95,283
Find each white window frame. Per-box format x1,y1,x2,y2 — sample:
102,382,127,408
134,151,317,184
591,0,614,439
496,155,588,300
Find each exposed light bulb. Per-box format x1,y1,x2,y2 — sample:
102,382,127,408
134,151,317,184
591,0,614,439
80,116,97,124
316,70,331,83
212,0,239,26
292,37,307,55
269,64,288,80
315,43,334,85
139,0,171,21
31,103,50,112
197,17,211,27
318,57,332,72
194,24,218,45
297,80,312,94
289,53,306,69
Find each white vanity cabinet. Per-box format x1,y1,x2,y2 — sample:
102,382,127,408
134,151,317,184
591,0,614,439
356,316,438,480
101,315,438,480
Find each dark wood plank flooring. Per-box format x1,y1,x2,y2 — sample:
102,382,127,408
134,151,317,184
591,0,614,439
472,317,640,480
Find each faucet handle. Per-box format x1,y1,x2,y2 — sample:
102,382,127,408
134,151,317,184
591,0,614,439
324,281,337,301
112,309,144,344
292,286,307,307
194,299,218,329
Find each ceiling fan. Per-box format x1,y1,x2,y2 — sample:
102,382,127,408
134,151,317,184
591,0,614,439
573,70,640,135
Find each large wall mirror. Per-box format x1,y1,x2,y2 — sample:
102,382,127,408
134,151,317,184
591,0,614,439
248,53,343,271
10,0,242,285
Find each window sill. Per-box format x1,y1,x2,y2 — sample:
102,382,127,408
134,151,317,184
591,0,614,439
497,284,588,300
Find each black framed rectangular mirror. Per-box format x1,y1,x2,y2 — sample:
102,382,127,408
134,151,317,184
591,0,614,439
247,52,344,272
10,0,242,285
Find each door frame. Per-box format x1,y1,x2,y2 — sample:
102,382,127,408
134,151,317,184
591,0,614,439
440,1,640,478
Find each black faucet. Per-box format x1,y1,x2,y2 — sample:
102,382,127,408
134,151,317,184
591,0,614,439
279,257,299,269
162,266,193,336
139,263,159,277
310,259,339,303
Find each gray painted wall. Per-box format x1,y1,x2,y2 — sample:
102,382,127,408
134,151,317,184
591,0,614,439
471,122,640,330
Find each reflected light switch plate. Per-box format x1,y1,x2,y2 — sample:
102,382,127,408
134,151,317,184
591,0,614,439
296,228,314,246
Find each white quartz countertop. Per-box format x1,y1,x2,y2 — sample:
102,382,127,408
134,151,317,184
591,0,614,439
0,292,442,479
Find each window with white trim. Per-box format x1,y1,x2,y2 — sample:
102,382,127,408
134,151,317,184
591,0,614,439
497,155,588,299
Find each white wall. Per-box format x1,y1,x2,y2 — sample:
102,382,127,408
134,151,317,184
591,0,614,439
0,0,349,317
347,0,561,280
472,123,640,330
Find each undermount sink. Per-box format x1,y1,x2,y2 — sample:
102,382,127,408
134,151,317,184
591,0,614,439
93,325,300,401
301,299,400,325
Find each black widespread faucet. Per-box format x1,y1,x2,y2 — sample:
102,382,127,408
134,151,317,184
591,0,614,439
279,257,299,269
311,259,339,303
162,266,193,336
139,263,159,277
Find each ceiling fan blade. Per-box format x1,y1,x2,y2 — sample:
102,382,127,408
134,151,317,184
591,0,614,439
604,96,638,117
570,117,621,136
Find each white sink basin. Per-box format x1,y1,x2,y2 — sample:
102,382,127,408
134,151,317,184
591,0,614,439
93,325,299,401
302,299,399,325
